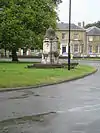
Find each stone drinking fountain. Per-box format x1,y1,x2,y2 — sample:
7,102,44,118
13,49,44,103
27,27,78,68
41,27,59,64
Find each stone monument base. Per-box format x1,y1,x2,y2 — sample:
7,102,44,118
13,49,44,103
27,62,78,69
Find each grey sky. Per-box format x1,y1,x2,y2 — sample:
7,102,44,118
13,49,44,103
58,0,100,25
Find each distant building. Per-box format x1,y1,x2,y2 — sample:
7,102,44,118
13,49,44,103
56,22,87,57
86,26,100,57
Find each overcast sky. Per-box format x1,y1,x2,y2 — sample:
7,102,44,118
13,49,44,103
58,0,100,25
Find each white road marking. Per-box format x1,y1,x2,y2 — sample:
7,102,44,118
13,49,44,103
56,110,67,113
76,122,90,126
51,104,100,115
85,107,100,112
72,131,85,133
68,104,100,112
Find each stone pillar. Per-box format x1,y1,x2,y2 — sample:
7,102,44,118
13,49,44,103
27,49,31,56
18,48,21,55
21,49,23,56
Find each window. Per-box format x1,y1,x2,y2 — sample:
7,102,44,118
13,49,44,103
62,33,66,40
74,33,78,40
94,36,100,41
62,46,66,54
74,44,78,53
81,44,84,53
96,36,99,41
89,45,92,53
89,36,93,42
95,45,99,53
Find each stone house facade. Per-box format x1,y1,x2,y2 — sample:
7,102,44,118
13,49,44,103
56,22,87,57
56,23,100,57
86,26,100,57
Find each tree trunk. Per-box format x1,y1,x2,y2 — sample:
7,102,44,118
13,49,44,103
12,47,18,61
4,48,6,58
23,48,27,55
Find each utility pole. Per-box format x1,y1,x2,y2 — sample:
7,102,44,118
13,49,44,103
50,39,52,64
68,0,71,70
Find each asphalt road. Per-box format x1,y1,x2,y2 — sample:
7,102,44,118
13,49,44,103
0,60,100,133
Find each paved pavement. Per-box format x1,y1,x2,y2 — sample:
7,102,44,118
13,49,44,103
0,60,100,133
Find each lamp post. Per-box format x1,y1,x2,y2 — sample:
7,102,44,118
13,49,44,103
50,39,53,64
68,0,71,70
50,36,53,64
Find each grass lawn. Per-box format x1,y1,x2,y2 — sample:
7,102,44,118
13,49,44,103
0,63,96,89
73,57,100,60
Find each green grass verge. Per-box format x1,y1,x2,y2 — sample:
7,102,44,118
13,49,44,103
73,57,100,60
0,63,96,89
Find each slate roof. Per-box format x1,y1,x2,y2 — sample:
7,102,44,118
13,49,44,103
86,26,100,36
57,23,85,31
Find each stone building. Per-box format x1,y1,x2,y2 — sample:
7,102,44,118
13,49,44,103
56,22,87,57
86,26,100,56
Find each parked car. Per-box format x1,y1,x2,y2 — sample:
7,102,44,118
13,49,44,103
89,53,97,57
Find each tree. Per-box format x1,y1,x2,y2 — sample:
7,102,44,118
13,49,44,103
85,21,100,29
52,0,62,5
0,0,60,61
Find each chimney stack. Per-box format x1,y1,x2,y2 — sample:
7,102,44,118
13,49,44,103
78,22,81,27
82,21,85,28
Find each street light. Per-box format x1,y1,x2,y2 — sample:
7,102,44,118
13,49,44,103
50,38,53,64
68,0,71,70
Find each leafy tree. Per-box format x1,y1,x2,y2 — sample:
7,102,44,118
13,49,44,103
85,21,100,29
53,0,62,5
0,0,60,61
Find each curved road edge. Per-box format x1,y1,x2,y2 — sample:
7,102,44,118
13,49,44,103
0,68,98,93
